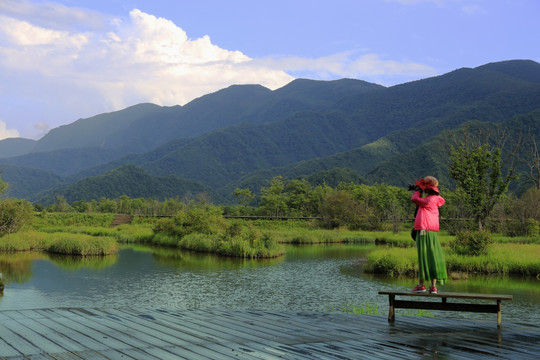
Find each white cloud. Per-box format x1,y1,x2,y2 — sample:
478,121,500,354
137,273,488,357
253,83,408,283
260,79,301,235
0,120,20,140
34,122,49,138
0,0,108,31
0,4,294,138
0,1,439,139
254,52,437,85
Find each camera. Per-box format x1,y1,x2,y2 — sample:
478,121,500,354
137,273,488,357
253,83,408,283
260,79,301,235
407,184,417,191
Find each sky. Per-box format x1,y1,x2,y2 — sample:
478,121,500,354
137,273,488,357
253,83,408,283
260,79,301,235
0,0,538,140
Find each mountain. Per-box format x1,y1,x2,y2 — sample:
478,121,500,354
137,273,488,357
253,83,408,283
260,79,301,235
33,164,216,204
0,147,126,176
109,60,540,189
0,79,381,176
0,138,36,158
1,60,539,204
1,164,64,199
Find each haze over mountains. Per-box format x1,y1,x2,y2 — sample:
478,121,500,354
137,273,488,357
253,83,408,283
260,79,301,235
1,60,539,204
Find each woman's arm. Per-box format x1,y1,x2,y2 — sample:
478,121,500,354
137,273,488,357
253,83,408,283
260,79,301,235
411,191,429,206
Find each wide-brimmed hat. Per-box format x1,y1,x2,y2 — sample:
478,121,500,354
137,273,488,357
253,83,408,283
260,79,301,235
415,177,439,194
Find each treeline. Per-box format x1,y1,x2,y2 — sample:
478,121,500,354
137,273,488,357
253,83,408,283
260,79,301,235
37,177,540,237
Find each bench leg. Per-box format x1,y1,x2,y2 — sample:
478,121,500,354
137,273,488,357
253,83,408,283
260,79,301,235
388,295,395,322
497,300,502,328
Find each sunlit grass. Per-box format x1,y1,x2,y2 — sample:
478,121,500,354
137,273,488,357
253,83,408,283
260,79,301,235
46,233,117,256
0,231,117,255
364,242,540,277
363,247,418,276
332,302,434,317
446,243,540,276
178,232,285,258
36,224,154,243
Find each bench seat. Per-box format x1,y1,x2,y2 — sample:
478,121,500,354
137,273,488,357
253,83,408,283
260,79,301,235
378,291,513,328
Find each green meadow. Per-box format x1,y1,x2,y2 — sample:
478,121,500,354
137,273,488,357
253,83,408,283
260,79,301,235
0,213,539,278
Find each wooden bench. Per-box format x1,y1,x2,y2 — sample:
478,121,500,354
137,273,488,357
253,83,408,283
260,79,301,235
379,290,513,328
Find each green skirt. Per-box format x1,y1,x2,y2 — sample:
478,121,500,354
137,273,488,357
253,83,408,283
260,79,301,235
416,230,447,285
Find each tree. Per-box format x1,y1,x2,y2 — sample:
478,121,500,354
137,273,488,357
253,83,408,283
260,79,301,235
0,199,34,236
319,190,362,229
524,132,540,190
284,179,312,216
259,176,288,216
0,173,33,235
233,188,255,207
0,172,7,195
449,135,519,230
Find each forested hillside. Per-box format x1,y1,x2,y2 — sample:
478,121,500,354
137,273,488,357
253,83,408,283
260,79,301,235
1,60,539,204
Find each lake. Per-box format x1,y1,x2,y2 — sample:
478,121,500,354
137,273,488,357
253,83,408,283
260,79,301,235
1,244,539,323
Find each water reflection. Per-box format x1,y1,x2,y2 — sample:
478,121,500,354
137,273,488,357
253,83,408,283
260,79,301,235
0,244,538,324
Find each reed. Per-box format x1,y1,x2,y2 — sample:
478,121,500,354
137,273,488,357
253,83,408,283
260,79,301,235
46,233,117,256
364,242,540,277
33,213,114,227
152,233,181,247
112,224,155,243
0,231,49,251
0,231,117,255
446,243,540,275
34,224,154,243
262,225,374,244
363,247,418,276
178,232,285,258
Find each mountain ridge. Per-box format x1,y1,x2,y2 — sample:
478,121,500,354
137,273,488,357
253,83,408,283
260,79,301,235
1,59,539,204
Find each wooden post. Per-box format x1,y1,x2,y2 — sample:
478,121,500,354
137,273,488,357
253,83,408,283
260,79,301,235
497,300,502,328
388,294,395,322
0,272,3,292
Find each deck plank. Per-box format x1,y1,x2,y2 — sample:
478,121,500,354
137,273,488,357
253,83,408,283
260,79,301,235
0,308,539,359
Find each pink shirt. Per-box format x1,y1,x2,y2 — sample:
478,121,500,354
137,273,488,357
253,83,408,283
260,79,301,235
412,192,445,231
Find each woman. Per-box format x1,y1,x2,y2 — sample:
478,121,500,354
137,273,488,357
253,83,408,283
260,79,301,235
410,176,447,294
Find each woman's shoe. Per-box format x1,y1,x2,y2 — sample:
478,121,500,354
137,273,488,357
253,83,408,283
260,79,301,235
411,284,426,292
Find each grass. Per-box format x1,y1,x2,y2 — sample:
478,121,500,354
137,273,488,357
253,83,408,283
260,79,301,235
32,212,115,227
2,213,285,258
0,230,117,255
176,232,285,259
4,213,540,272
333,302,434,317
446,243,540,276
363,247,418,276
46,233,117,256
247,220,377,244
364,241,540,277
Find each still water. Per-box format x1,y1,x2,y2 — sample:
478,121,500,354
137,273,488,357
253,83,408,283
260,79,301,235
1,244,539,323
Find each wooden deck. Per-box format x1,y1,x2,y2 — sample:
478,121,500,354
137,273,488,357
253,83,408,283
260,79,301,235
0,308,538,359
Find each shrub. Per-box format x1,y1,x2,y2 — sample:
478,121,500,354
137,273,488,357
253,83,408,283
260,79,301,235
152,217,176,235
161,204,228,238
319,190,363,229
152,233,180,247
503,220,524,237
451,230,493,256
526,219,539,237
0,199,34,236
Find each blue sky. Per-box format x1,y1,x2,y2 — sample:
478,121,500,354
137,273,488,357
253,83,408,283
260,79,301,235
0,0,538,139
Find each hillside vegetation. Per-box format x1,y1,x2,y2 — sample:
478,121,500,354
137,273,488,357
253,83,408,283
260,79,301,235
0,60,539,204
